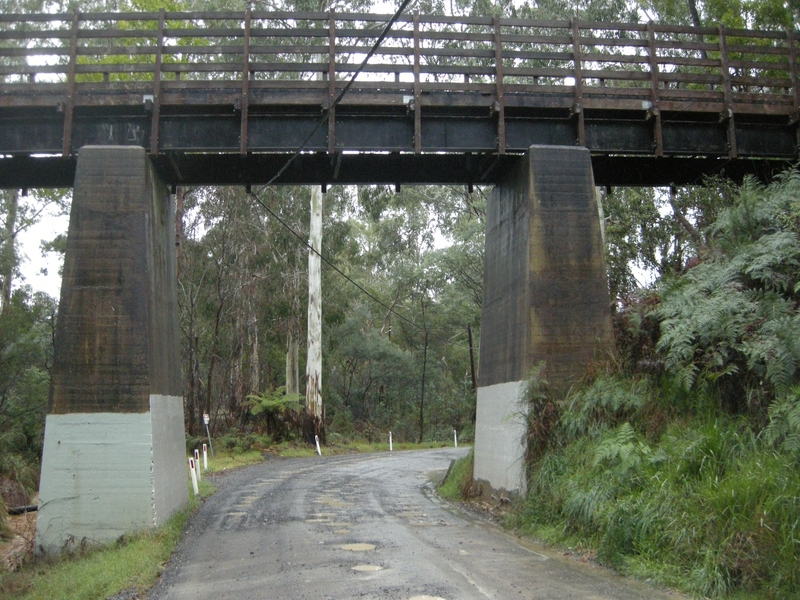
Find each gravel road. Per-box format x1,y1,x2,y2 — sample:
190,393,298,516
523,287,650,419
147,448,684,600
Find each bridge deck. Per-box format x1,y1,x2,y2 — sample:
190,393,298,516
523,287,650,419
1,12,798,187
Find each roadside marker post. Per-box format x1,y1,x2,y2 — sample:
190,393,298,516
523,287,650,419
454,429,458,448
189,457,199,495
315,435,322,456
389,431,393,452
203,412,214,458
194,449,201,481
203,443,208,470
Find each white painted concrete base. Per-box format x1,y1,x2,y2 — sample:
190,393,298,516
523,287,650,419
473,381,528,494
35,395,188,553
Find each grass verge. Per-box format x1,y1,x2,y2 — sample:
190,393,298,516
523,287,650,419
437,451,474,501
1,439,462,599
0,478,214,600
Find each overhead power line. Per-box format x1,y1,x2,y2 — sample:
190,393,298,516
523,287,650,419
248,0,472,349
251,0,416,194
249,191,466,348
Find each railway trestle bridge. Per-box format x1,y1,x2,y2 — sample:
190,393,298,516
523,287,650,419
1,11,798,187
4,11,797,553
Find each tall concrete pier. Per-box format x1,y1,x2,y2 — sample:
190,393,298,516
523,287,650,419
474,146,613,494
36,146,187,553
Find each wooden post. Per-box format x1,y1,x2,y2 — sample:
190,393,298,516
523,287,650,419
571,19,585,147
328,10,337,154
413,12,422,153
150,9,165,156
718,25,737,158
240,8,251,156
786,27,799,152
493,16,505,154
61,9,79,157
647,21,664,157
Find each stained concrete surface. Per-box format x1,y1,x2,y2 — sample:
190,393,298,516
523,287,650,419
473,381,528,494
36,412,157,552
37,146,187,552
148,448,686,600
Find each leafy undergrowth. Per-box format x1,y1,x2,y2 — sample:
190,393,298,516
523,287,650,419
513,403,800,599
0,480,214,600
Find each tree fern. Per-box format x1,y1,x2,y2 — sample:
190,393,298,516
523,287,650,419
655,169,800,406
762,388,800,455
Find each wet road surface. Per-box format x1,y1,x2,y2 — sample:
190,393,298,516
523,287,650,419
148,448,685,600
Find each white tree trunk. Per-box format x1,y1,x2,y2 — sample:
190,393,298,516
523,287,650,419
305,186,323,424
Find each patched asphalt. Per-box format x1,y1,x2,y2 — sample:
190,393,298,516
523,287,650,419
147,448,686,600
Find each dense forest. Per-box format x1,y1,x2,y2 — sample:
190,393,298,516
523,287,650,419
1,0,800,595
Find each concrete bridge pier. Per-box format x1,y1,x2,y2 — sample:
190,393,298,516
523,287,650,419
474,145,613,495
35,146,187,553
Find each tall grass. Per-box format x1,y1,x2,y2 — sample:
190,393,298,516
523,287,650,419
516,376,800,598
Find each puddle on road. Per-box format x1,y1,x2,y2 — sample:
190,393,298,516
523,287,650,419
352,564,383,572
341,543,376,551
305,518,332,523
312,512,338,518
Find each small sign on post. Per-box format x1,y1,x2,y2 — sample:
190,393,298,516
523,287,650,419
203,412,214,458
389,431,393,452
203,443,208,470
314,434,322,456
193,449,201,481
189,457,199,495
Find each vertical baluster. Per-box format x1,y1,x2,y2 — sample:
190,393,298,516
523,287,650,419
413,12,421,153
494,15,505,154
571,19,585,147
786,27,799,153
150,9,165,156
719,25,737,158
240,8,251,156
62,9,79,157
647,21,663,157
328,9,336,154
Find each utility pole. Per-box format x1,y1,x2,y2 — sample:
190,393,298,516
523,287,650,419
418,331,428,444
305,185,324,444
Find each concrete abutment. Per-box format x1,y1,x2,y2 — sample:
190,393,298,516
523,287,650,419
36,146,187,553
474,145,614,495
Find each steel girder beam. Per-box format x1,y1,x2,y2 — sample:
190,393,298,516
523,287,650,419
0,152,793,189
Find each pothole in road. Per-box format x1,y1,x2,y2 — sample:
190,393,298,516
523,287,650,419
352,564,383,572
341,543,376,551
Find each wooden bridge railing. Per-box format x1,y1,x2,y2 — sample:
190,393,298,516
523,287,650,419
1,11,798,156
